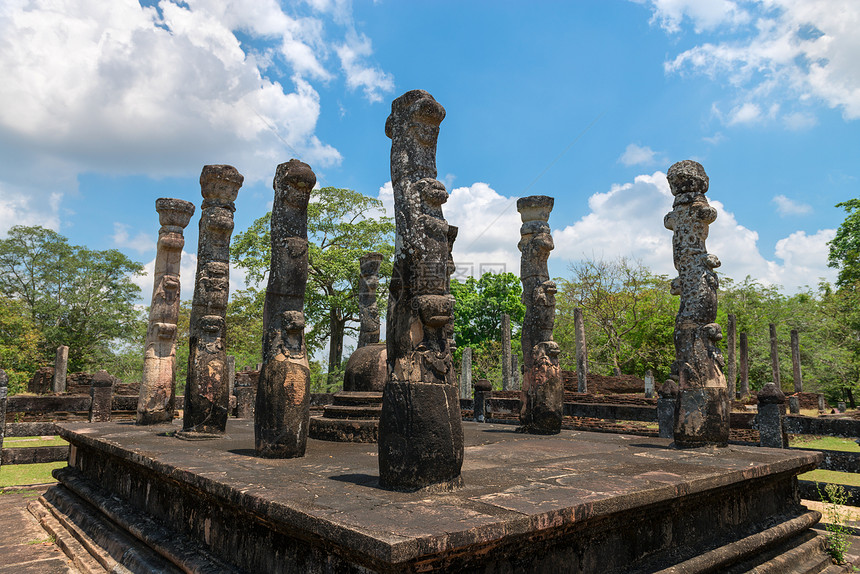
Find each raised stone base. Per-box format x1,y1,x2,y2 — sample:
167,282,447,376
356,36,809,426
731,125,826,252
50,419,824,573
309,391,382,443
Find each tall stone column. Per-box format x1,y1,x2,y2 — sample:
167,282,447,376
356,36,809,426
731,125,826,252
255,159,314,458
518,195,562,434
769,323,781,388
574,307,588,393
740,332,750,399
137,198,195,425
663,160,728,447
378,90,464,492
0,370,7,468
180,165,242,438
460,347,472,400
726,313,737,399
52,345,68,394
791,329,803,393
501,313,512,391
357,252,383,348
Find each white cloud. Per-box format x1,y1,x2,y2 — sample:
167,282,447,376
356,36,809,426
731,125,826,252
772,195,813,217
656,0,860,125
619,143,660,166
0,0,391,234
727,102,762,125
641,0,750,33
112,223,153,255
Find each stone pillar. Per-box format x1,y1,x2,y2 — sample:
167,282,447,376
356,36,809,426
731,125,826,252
137,198,195,425
788,395,800,414
378,90,464,492
460,347,472,400
501,314,512,391
255,159,314,459
818,394,826,413
52,345,68,393
740,332,750,399
181,165,242,439
512,354,520,391
769,323,781,389
226,355,236,401
791,329,802,393
0,370,7,468
518,196,562,435
838,401,847,413
574,307,587,393
644,370,654,399
89,370,113,423
445,226,458,359
235,387,255,419
726,313,737,399
664,160,728,447
474,379,492,423
657,380,678,440
756,382,787,448
358,252,383,348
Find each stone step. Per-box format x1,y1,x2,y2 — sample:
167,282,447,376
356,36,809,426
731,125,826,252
323,404,382,420
308,416,378,443
331,391,383,406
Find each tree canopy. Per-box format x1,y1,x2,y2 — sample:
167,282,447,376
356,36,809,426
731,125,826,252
829,199,860,289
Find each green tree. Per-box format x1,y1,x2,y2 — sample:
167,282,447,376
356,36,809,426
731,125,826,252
0,296,42,394
828,199,860,288
0,225,144,371
231,187,395,379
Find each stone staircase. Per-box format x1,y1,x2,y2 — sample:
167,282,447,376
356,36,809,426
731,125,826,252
308,391,382,443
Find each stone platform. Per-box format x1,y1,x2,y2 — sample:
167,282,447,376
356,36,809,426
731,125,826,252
46,419,825,573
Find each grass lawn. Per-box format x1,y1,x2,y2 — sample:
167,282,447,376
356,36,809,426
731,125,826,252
800,469,860,488
3,436,69,448
0,461,66,487
790,435,860,452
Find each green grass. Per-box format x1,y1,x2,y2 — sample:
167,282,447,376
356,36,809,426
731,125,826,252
800,469,860,488
3,436,68,448
0,461,66,487
790,435,860,452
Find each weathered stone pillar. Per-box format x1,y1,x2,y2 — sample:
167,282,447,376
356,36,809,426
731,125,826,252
726,313,737,399
740,332,750,399
574,307,587,393
518,196,562,435
474,379,492,423
791,329,803,393
512,354,520,391
769,323,781,388
664,160,729,447
0,370,7,468
89,370,113,423
644,370,655,399
235,370,256,419
255,159,314,458
838,401,847,413
818,394,826,413
756,382,787,448
227,355,236,401
181,165,242,438
657,380,678,440
378,90,464,492
52,345,68,393
358,252,383,348
501,313,512,391
788,395,800,414
460,347,472,400
137,198,195,425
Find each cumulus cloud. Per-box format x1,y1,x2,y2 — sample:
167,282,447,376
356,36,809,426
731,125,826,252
112,223,154,255
0,0,392,234
652,0,860,126
618,143,661,166
336,32,395,103
772,195,813,217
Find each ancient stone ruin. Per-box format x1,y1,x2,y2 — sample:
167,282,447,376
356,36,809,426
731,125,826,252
357,252,383,348
517,195,563,434
136,198,195,425
342,251,388,392
378,89,464,491
180,165,242,438
663,160,729,447
255,159,314,458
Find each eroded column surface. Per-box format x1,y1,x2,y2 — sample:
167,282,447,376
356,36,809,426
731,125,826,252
378,89,464,492
181,165,242,438
663,160,729,447
726,313,737,399
517,196,562,434
137,198,195,425
357,252,383,348
255,160,313,458
574,307,588,393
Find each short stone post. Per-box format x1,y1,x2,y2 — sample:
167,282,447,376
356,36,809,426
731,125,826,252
739,332,750,399
756,382,787,448
726,313,737,399
235,387,255,419
89,370,114,423
788,395,800,414
0,370,7,468
137,198,195,425
512,355,520,391
460,347,472,400
769,323,781,388
838,401,847,413
501,314,512,391
181,165,242,438
52,345,69,393
657,380,678,439
474,379,492,423
574,307,587,393
644,370,654,399
790,329,802,393
818,394,826,413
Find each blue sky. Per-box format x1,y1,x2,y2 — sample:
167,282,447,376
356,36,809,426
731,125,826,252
1,0,858,306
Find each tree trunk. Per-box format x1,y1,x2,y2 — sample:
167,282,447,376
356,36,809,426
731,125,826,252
327,309,345,385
